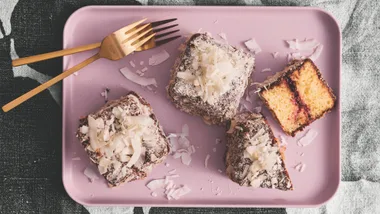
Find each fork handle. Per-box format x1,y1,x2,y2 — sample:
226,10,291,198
12,42,102,67
3,54,100,112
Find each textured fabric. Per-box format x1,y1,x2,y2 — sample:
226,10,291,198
0,0,380,213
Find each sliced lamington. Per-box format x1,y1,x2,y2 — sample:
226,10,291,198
258,59,336,136
76,92,169,187
225,112,293,191
167,33,255,125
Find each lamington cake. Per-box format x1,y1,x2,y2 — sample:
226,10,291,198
167,33,255,125
225,112,293,191
76,92,170,187
258,59,336,136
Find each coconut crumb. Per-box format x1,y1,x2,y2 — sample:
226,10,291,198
129,60,136,68
205,154,210,168
272,52,279,58
218,32,227,41
212,148,216,152
261,68,271,73
244,38,262,54
215,138,221,144
72,157,81,161
100,88,110,103
83,167,99,183
298,129,318,146
148,49,170,66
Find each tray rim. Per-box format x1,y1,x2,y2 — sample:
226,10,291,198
62,5,342,208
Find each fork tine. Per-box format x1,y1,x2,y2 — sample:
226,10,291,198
132,33,156,49
124,23,150,41
116,18,147,34
150,18,177,28
128,27,154,45
155,29,180,39
155,35,181,47
153,24,179,33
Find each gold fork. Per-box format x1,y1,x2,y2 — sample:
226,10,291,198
12,18,180,66
2,18,180,112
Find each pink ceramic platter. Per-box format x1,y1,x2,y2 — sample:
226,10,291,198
62,6,341,207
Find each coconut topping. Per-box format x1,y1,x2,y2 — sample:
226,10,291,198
176,38,242,105
226,113,293,190
81,95,161,181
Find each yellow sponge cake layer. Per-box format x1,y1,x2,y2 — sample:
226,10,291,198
261,79,309,134
258,59,336,136
289,60,335,119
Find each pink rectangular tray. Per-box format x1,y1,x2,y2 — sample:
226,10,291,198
62,6,341,207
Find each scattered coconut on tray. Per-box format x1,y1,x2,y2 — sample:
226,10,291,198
244,38,261,54
120,67,157,87
297,129,318,147
149,49,170,66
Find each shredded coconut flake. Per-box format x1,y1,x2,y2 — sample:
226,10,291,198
170,185,192,200
182,124,189,137
167,133,177,138
205,154,210,168
290,52,302,60
151,192,157,197
181,153,192,166
166,174,180,179
308,44,324,61
218,169,222,173
298,129,318,146
212,148,216,153
300,153,305,157
286,39,319,51
279,135,288,147
261,68,271,73
218,32,227,41
120,67,157,87
295,163,302,171
300,163,306,172
295,163,306,172
129,60,136,68
83,167,99,182
244,38,261,54
165,162,170,167
73,72,79,76
140,61,144,65
141,67,148,72
100,88,109,103
254,106,262,113
272,52,279,58
214,20,218,24
146,179,166,190
72,157,81,161
215,138,221,144
148,50,170,66
169,169,177,174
